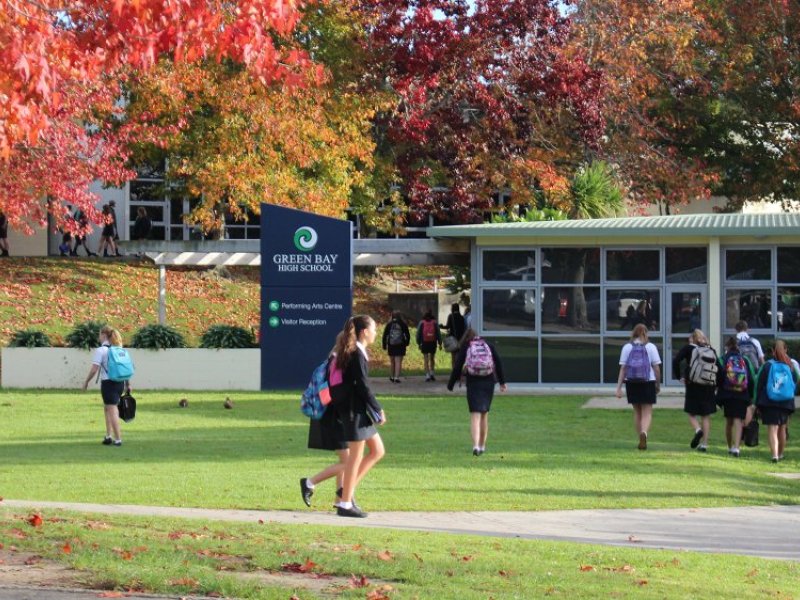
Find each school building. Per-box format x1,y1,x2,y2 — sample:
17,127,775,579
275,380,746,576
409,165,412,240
427,213,800,386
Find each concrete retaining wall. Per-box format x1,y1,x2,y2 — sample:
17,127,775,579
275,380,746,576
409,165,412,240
0,348,260,390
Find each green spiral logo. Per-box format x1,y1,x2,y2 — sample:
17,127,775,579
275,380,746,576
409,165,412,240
293,226,318,252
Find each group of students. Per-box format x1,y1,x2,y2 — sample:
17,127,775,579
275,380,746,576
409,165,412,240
381,303,472,383
301,311,505,517
617,321,797,461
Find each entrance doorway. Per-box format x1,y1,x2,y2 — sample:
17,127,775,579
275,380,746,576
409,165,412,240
665,288,706,385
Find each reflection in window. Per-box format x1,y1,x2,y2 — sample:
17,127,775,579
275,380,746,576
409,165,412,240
606,250,660,281
482,250,536,281
541,248,600,284
541,287,600,333
484,337,537,383
778,248,800,283
726,249,771,281
777,287,800,332
482,289,536,332
724,289,771,329
542,338,599,383
666,247,707,283
606,290,660,332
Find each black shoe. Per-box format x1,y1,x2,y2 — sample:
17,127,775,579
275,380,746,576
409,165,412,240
113,440,122,446
697,445,708,453
430,375,436,381
690,430,703,449
394,378,401,383
336,505,367,518
102,437,113,445
473,448,479,456
772,457,780,463
300,478,313,507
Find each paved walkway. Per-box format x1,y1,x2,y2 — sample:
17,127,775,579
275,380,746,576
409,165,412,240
4,499,800,561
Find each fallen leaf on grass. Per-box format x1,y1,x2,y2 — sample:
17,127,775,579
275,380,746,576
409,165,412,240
170,577,199,587
377,550,394,561
62,543,72,554
86,521,111,531
24,555,42,565
579,565,595,572
412,553,424,563
95,593,125,598
746,569,759,578
281,558,316,573
350,574,370,588
460,555,474,562
352,544,362,551
10,529,27,539
605,565,634,573
498,570,510,577
27,514,43,528
366,589,392,600
258,519,265,524
635,579,649,586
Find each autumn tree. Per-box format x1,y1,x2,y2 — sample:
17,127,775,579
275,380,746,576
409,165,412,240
359,0,605,225
0,0,311,231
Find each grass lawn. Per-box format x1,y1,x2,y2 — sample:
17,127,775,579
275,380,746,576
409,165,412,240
1,509,798,599
1,390,797,511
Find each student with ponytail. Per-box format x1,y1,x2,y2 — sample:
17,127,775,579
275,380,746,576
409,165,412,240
82,325,126,446
330,315,386,518
753,340,799,462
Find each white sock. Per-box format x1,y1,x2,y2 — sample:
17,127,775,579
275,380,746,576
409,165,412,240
337,501,352,509
479,446,485,452
306,479,315,489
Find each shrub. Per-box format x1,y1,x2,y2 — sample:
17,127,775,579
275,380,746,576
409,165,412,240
8,329,51,348
200,325,256,349
130,324,186,349
66,321,106,349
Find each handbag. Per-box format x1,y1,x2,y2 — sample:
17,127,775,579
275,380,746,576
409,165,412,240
443,335,459,353
742,417,759,447
118,386,137,423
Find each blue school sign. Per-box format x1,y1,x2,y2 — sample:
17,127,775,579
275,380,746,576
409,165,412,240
260,204,352,389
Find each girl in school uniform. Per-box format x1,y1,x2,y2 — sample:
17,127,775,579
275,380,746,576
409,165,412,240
753,340,798,463
672,329,718,452
715,337,757,457
331,315,386,518
616,323,662,450
446,328,506,456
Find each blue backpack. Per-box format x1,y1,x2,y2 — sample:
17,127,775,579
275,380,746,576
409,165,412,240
766,360,795,402
625,343,650,382
106,346,134,382
301,358,335,420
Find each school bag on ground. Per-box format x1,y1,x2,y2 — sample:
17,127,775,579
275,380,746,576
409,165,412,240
465,338,494,377
689,345,718,386
766,360,795,402
625,343,650,382
738,338,760,370
388,322,404,346
106,346,135,382
722,352,749,393
300,358,334,420
421,319,437,343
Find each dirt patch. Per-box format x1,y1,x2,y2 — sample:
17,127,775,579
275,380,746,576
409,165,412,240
0,550,81,588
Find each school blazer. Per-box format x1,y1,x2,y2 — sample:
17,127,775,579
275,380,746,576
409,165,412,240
338,351,383,418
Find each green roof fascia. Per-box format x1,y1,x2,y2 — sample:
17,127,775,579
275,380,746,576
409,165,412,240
426,213,800,239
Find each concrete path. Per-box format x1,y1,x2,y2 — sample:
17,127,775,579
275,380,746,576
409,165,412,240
0,586,197,600
4,499,799,561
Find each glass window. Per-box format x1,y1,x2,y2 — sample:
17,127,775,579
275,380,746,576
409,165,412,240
726,249,771,281
541,338,600,383
541,287,600,334
778,248,800,283
666,247,707,283
606,250,660,281
541,248,600,284
606,289,660,332
482,250,536,282
777,287,800,332
484,337,538,383
603,338,663,384
482,289,536,332
724,289,772,329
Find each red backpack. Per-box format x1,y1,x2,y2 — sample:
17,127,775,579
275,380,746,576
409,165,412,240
422,319,437,343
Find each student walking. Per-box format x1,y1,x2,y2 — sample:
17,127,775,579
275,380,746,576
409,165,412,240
330,315,386,518
673,329,718,452
71,208,97,256
715,337,757,457
99,204,118,257
441,303,467,367
382,311,411,383
735,320,764,368
417,310,442,381
0,210,9,257
81,325,126,446
446,329,506,456
616,324,662,450
300,338,349,508
132,206,153,241
753,340,798,463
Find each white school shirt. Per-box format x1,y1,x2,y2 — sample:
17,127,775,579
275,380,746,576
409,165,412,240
356,340,369,361
91,344,111,382
618,340,662,381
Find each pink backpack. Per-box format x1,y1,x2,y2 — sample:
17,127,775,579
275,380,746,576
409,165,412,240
465,338,494,376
